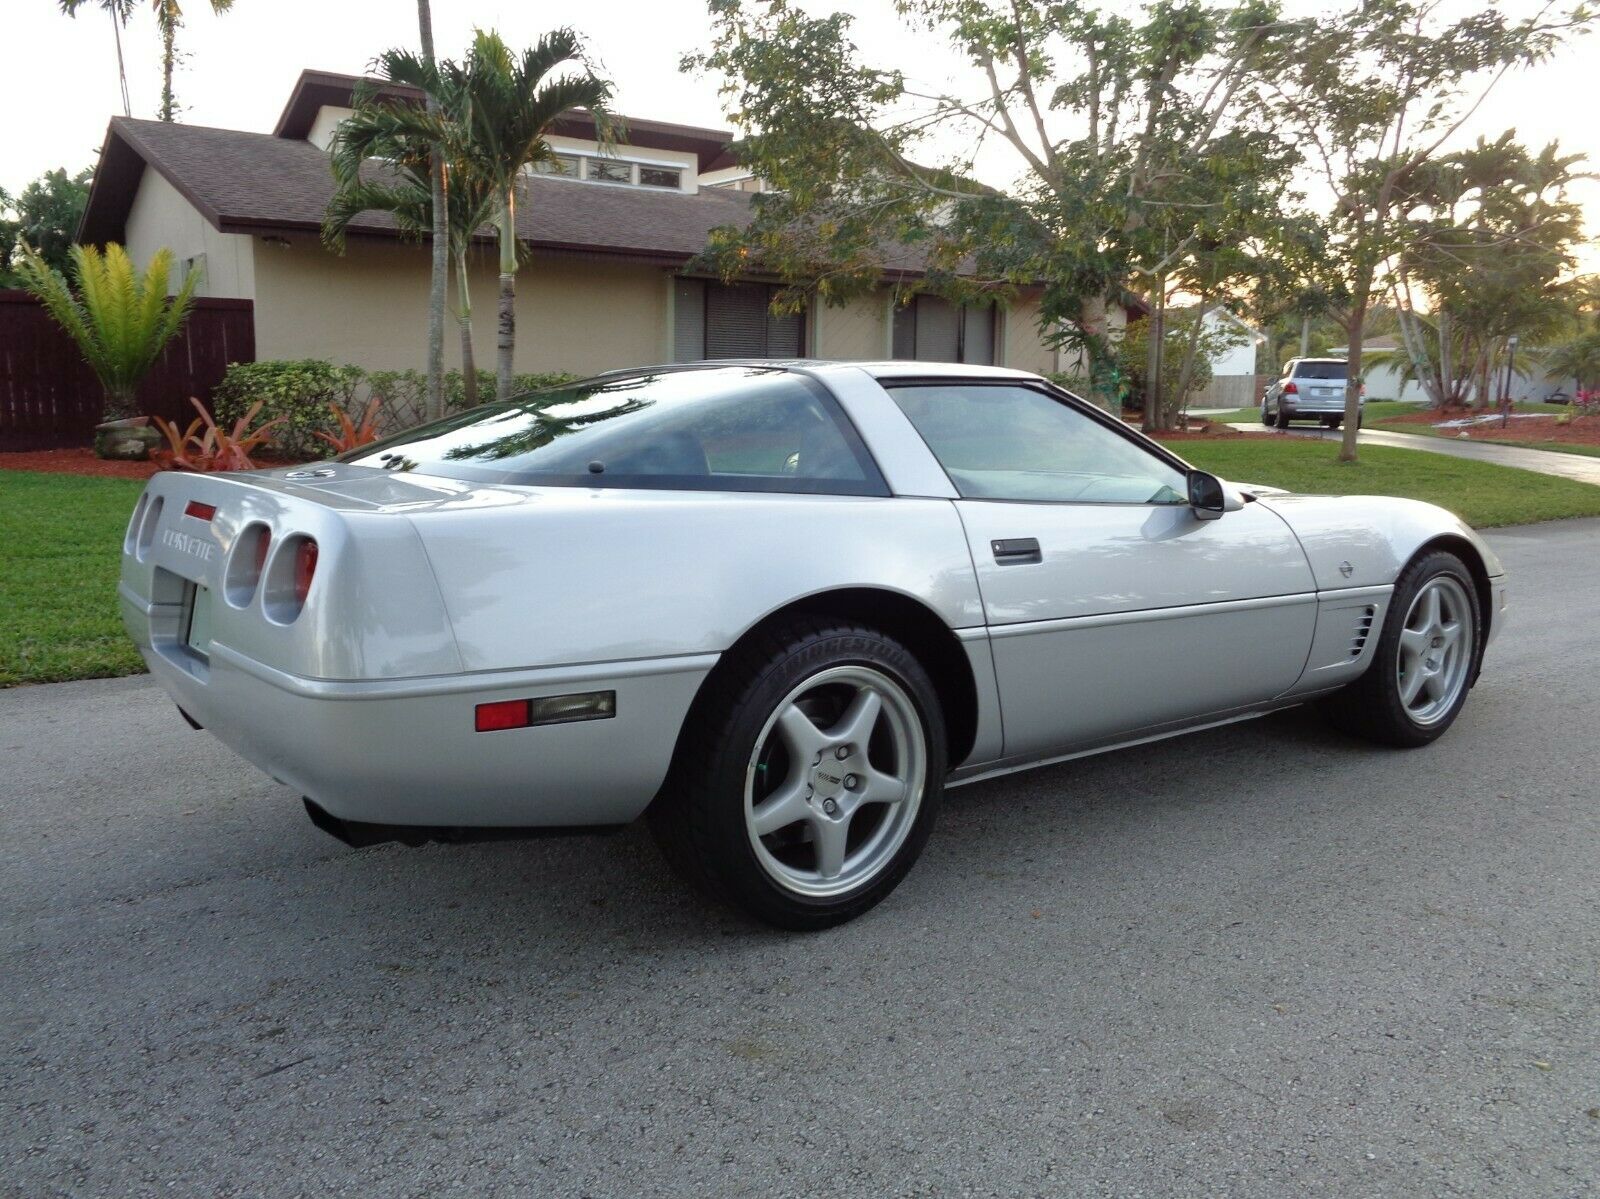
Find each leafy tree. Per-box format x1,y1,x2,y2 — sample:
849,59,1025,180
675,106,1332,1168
0,167,94,287
687,0,1303,409
14,242,200,421
1267,0,1596,459
58,0,135,117
348,30,612,402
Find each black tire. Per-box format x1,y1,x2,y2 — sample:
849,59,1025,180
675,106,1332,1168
1275,405,1291,429
1260,402,1274,427
1320,549,1483,748
649,619,946,930
1324,417,1342,430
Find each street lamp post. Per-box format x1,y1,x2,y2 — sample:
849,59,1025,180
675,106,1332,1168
1500,335,1520,429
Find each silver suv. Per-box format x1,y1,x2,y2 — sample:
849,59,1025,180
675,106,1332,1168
1262,358,1364,429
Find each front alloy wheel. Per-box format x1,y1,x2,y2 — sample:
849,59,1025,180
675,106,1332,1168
1321,550,1481,746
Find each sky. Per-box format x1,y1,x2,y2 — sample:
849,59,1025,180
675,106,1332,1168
4,0,1598,267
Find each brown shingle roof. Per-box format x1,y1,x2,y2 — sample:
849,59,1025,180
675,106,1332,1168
81,116,760,263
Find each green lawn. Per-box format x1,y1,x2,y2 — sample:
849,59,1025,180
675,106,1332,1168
1,471,147,687
1175,438,1600,528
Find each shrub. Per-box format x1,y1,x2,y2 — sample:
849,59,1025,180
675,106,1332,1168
445,369,582,411
315,398,383,453
364,369,428,433
212,360,363,459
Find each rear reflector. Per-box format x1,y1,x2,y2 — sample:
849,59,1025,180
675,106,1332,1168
184,500,217,522
475,691,616,733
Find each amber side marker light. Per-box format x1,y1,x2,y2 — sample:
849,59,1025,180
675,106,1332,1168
474,691,617,732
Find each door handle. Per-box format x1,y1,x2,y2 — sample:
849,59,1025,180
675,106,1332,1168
991,537,1041,565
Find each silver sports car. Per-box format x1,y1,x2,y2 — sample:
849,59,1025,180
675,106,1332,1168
120,362,1507,928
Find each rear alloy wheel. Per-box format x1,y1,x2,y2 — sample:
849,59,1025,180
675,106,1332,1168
650,620,944,929
1321,550,1481,747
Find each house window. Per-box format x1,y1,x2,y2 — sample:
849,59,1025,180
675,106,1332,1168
533,153,581,178
588,158,633,185
674,279,806,361
892,295,997,365
639,166,682,189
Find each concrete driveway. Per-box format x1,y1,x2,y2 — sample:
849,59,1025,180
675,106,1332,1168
1243,422,1600,486
4,520,1599,1198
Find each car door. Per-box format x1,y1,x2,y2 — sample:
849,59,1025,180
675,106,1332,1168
884,380,1318,759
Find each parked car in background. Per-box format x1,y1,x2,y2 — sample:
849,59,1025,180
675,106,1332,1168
120,362,1505,929
1263,358,1364,429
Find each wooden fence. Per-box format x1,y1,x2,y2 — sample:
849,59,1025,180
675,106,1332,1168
0,291,255,451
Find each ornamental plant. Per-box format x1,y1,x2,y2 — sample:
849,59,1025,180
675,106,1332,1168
14,241,199,422
154,396,284,472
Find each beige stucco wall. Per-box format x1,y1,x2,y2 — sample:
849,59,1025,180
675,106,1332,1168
1000,295,1058,376
814,291,891,360
251,233,668,374
124,166,256,298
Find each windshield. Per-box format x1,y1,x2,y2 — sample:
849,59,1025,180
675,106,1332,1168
1293,362,1348,380
342,367,888,495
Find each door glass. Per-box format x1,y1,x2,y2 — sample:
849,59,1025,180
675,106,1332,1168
888,383,1188,504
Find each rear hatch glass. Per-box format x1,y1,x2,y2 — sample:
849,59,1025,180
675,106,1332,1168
1294,362,1348,380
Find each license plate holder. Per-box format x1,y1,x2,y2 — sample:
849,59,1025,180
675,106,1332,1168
183,582,214,658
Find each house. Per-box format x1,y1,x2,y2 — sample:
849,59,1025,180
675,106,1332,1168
76,70,1106,379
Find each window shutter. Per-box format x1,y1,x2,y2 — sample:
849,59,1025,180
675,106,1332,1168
673,278,706,362
892,301,917,359
706,282,773,358
766,302,804,357
915,296,960,362
961,304,995,365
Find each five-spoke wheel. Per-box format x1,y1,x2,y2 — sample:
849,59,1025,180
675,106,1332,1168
650,620,945,929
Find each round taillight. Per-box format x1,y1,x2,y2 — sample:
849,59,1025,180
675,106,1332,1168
294,539,318,605
225,524,273,609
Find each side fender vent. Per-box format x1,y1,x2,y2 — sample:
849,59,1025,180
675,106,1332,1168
1350,605,1377,657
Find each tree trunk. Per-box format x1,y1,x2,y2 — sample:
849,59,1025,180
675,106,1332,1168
1338,299,1368,463
159,14,177,122
1142,280,1164,433
1077,293,1113,411
1299,315,1310,358
1438,309,1452,409
109,6,131,117
417,0,448,424
496,189,517,402
1170,303,1211,421
454,246,477,409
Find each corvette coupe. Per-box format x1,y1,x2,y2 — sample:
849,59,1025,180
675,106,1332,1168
120,362,1507,928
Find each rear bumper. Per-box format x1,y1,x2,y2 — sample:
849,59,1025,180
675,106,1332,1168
1281,399,1360,418
123,586,712,827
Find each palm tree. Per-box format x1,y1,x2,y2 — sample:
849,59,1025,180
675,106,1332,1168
324,114,497,409
15,242,200,421
359,30,612,402
58,0,135,117
416,0,448,425
1542,332,1600,394
151,0,236,122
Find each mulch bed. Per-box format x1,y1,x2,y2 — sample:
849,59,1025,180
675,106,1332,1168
1377,412,1600,447
1,448,167,479
0,447,305,479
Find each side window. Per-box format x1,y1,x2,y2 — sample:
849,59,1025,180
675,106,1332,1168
887,383,1189,504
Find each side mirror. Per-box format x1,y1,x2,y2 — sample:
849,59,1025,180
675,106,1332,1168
1187,470,1230,521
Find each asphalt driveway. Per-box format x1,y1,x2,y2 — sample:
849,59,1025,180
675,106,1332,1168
4,519,1598,1198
